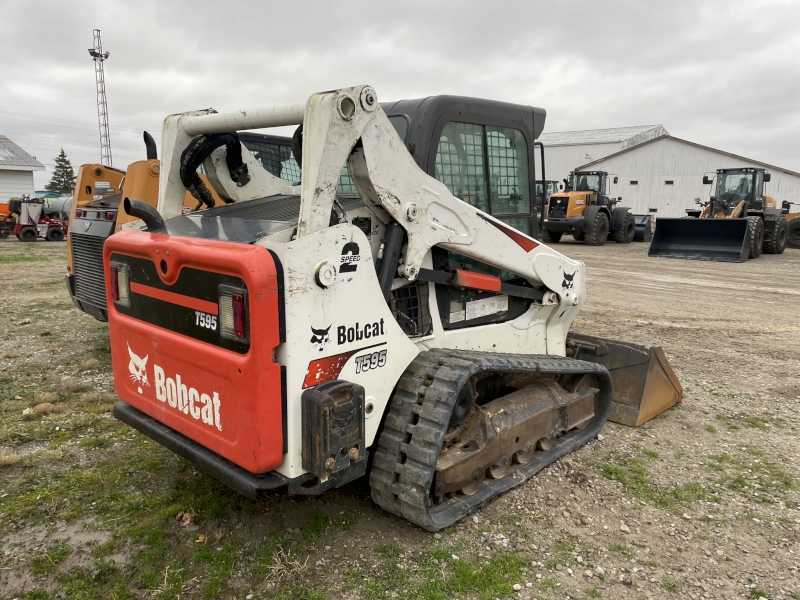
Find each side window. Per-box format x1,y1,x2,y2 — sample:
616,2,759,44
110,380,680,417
435,122,532,234
755,171,763,198
435,122,488,212
486,126,530,220
336,167,358,196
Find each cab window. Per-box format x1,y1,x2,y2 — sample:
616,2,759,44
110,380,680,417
434,122,532,234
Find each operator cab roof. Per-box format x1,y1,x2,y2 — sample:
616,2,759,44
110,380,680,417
381,95,546,170
717,167,767,174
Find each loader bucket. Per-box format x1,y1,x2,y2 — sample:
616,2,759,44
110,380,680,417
648,217,749,262
632,214,652,242
566,333,682,426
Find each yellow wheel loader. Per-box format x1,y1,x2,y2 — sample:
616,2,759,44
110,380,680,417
784,201,800,249
649,167,789,262
101,86,681,531
541,171,635,245
67,132,297,321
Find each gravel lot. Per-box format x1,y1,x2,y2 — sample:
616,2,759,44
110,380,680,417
1,237,798,600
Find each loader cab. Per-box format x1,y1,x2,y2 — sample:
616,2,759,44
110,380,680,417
66,134,296,323
535,180,559,212
381,95,545,237
708,168,772,216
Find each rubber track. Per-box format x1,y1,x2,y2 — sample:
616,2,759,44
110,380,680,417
369,349,612,531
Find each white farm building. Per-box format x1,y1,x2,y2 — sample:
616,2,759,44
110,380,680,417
539,126,800,219
0,136,45,204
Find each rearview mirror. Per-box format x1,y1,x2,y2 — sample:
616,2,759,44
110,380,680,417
613,176,618,184
763,173,771,182
702,175,712,185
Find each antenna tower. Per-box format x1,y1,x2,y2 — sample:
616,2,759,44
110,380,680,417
88,29,112,167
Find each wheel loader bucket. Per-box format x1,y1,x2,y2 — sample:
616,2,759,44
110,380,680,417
566,333,682,426
633,214,652,242
648,217,749,262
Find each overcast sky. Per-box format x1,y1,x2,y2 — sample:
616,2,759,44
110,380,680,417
2,0,798,189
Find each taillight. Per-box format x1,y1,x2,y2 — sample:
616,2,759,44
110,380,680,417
232,293,246,338
76,209,83,218
106,211,115,220
109,262,130,306
109,265,119,301
219,287,248,341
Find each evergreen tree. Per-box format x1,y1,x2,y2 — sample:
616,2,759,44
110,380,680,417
45,149,76,194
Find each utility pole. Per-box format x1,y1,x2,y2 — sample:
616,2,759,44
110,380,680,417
88,29,112,167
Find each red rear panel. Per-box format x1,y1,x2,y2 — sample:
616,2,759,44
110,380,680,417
105,230,283,473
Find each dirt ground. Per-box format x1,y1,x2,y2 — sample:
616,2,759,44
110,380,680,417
0,237,798,600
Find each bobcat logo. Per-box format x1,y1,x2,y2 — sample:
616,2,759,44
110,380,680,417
128,345,150,394
562,270,576,290
310,325,331,352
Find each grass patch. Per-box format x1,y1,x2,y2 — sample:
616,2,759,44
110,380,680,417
610,543,635,558
194,541,240,599
301,511,330,545
598,450,710,511
586,587,602,598
705,448,795,503
0,255,50,264
346,548,528,600
539,576,557,591
716,412,784,431
705,425,717,434
0,448,20,467
663,578,678,592
251,530,290,580
31,541,71,575
375,542,404,558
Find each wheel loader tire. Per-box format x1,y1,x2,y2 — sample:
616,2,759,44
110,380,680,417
46,228,64,242
585,212,609,246
540,229,561,243
747,216,764,259
573,230,585,241
788,218,800,249
613,211,636,244
369,349,612,531
763,216,787,254
20,227,37,242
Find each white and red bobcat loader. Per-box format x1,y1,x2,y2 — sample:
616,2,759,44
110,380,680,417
104,86,681,530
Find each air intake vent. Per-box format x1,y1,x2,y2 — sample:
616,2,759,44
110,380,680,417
71,234,107,309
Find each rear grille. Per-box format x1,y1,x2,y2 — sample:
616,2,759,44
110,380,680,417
72,233,107,309
390,281,432,338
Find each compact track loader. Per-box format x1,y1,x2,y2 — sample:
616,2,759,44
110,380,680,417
68,132,297,322
649,168,789,262
104,86,681,530
541,171,635,245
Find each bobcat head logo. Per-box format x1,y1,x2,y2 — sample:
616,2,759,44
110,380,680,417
310,325,331,352
562,270,576,290
128,345,150,394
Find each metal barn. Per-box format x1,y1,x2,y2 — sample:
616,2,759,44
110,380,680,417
575,136,800,218
538,125,667,186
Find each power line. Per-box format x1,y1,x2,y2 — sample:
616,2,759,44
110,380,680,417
0,110,148,134
6,132,155,152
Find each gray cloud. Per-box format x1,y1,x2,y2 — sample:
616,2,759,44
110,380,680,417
1,0,798,188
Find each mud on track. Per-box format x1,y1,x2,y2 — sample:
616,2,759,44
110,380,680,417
1,237,799,600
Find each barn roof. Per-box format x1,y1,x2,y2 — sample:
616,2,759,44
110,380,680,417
0,136,46,171
539,124,667,147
